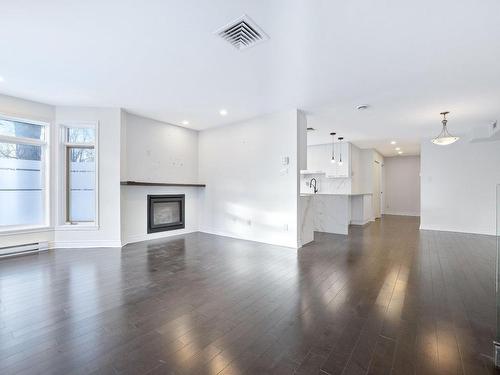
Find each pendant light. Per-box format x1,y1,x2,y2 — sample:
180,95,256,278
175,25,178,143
338,137,344,166
330,132,336,163
431,111,459,145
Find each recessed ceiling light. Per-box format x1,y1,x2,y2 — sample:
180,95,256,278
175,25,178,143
219,109,228,116
390,141,396,145
395,147,401,151
356,104,369,110
398,151,403,154
181,120,189,125
0,76,4,83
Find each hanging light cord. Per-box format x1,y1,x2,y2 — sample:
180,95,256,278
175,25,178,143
330,132,336,162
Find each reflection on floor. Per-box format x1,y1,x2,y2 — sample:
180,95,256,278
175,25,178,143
0,215,496,374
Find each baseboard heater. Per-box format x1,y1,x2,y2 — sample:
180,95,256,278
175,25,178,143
0,242,49,259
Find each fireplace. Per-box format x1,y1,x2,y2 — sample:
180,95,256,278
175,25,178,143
147,194,185,233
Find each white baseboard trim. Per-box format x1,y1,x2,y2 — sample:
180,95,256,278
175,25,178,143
199,229,298,249
49,240,122,249
384,211,420,217
350,219,370,226
123,229,198,246
419,225,495,236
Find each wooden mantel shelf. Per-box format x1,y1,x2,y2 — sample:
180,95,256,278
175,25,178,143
121,181,206,187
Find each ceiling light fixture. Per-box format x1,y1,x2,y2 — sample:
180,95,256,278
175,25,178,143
431,111,459,145
219,109,228,116
338,137,344,166
398,151,403,154
330,132,336,163
181,120,189,125
395,147,401,151
0,76,4,82
356,104,369,110
390,141,396,145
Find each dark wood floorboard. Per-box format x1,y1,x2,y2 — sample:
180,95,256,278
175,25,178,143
0,215,498,374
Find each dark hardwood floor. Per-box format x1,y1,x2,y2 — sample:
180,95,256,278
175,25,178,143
0,215,497,374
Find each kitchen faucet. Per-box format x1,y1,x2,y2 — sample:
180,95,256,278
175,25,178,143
310,178,318,194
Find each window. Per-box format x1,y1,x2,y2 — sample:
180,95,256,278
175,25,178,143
0,117,48,229
63,125,97,224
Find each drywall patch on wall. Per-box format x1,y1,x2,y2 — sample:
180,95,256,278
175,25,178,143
124,112,199,183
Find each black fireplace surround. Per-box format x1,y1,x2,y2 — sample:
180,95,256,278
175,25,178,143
147,194,185,233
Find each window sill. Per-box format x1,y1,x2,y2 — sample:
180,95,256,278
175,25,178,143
0,226,52,236
55,224,99,231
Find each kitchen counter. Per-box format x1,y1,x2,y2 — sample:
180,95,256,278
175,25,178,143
299,192,374,237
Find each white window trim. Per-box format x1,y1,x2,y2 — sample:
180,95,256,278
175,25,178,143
58,121,99,229
0,114,50,233
0,225,52,236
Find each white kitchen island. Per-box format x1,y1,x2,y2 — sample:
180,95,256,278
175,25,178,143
298,141,382,243
300,192,373,237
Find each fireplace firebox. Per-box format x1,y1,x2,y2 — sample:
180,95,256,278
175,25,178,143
147,194,185,233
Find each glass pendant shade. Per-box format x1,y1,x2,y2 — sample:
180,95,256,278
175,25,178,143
432,112,459,146
338,136,343,165
431,130,459,145
330,132,336,163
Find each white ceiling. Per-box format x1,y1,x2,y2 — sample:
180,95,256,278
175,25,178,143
1,0,499,156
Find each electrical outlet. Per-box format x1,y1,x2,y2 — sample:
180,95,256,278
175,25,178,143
281,156,289,165
283,224,289,231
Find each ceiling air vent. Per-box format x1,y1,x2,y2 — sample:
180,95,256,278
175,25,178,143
215,15,269,50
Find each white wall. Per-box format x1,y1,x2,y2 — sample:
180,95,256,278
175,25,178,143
120,112,201,245
120,109,128,181
124,112,198,183
421,139,500,235
198,110,300,248
53,106,122,247
350,144,362,194
372,150,384,218
0,94,54,123
297,110,313,246
384,156,420,216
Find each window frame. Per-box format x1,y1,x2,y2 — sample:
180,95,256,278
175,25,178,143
60,121,99,227
0,114,50,232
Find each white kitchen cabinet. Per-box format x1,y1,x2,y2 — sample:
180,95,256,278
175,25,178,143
305,142,351,178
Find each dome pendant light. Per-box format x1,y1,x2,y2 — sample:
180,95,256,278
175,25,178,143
431,111,459,146
330,132,336,163
338,137,344,166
